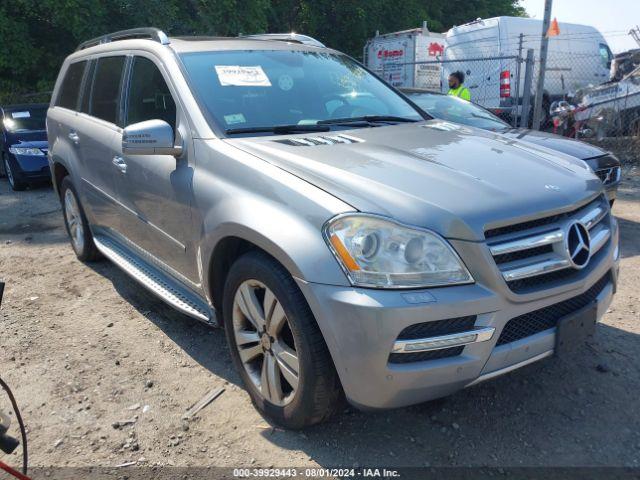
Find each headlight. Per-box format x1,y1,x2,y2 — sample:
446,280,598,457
323,214,474,288
9,147,44,156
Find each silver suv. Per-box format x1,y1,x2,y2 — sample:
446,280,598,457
47,28,620,428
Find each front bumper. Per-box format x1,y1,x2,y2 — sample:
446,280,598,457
297,229,619,410
9,152,51,181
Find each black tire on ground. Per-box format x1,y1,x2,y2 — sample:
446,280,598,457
223,251,343,429
60,176,101,262
3,154,27,191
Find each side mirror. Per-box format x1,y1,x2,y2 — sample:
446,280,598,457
122,119,182,156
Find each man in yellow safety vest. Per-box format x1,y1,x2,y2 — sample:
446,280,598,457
447,71,471,101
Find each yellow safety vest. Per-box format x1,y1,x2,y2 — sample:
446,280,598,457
448,85,471,101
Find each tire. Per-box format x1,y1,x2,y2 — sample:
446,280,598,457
223,251,343,429
60,176,100,262
3,154,27,191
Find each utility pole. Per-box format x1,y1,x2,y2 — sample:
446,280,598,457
531,0,553,130
514,33,523,127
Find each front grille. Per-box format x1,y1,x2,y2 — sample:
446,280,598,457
484,198,599,239
497,272,611,345
396,316,477,340
595,166,620,185
389,346,464,364
486,195,611,293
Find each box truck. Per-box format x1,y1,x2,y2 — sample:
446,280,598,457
364,22,446,91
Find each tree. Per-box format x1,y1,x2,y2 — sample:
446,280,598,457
0,0,525,103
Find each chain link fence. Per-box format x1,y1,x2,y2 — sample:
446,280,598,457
377,50,640,165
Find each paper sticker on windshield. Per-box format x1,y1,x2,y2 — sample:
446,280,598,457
215,66,271,87
224,113,246,125
11,111,30,119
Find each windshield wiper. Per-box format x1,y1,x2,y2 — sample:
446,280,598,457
226,124,330,135
319,115,419,126
470,113,506,125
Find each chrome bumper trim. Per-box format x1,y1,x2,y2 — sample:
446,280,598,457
466,350,554,387
391,327,495,354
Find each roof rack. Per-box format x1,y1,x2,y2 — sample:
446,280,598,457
76,27,170,51
241,33,325,48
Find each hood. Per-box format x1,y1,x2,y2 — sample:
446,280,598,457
5,129,48,147
226,121,603,241
497,128,606,160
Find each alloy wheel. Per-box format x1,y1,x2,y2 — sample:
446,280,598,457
64,188,85,253
232,279,300,406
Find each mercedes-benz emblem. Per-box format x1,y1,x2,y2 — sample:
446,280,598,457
565,221,591,269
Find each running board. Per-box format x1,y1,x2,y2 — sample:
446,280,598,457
94,236,216,325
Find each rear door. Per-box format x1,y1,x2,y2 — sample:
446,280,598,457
47,60,88,188
75,55,127,233
114,54,197,282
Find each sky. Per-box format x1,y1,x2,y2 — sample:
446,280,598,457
519,0,639,53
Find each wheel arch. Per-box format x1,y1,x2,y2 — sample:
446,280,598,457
52,160,70,197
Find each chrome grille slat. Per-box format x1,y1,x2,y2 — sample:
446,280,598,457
589,225,611,255
489,229,563,256
487,196,611,291
578,206,606,230
502,257,571,282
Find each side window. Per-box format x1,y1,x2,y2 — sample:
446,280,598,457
56,61,87,110
89,56,126,125
126,57,176,132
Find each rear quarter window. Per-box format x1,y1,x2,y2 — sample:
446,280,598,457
56,61,88,110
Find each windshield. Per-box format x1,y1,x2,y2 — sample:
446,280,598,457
179,50,423,135
404,92,509,131
2,107,47,132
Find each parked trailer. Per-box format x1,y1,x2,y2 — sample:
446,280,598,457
364,22,446,91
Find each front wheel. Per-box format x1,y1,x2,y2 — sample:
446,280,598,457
223,251,343,429
3,154,27,191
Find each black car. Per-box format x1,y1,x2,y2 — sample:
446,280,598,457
1,103,50,190
401,89,621,204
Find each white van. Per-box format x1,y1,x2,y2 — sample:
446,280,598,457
442,16,613,121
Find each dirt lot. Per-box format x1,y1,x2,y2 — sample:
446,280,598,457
1,168,640,471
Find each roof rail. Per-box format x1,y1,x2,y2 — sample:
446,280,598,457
241,33,325,48
76,27,170,51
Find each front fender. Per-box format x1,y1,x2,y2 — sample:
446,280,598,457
193,139,355,303
199,194,352,300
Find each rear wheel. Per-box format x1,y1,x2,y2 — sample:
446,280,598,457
3,154,27,191
223,251,343,429
60,177,100,261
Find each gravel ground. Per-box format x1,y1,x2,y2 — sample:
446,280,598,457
1,167,639,470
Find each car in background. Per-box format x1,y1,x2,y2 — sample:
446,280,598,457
1,103,50,190
402,89,621,204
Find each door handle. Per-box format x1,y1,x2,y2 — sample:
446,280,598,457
112,156,127,174
68,132,80,144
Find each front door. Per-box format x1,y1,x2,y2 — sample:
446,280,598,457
114,55,198,284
